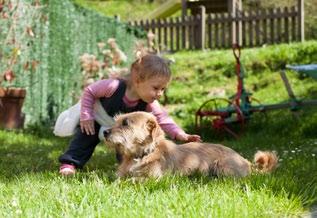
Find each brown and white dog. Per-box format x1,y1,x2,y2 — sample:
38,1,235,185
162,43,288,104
104,112,278,179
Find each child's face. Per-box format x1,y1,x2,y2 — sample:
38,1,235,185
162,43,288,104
135,76,169,103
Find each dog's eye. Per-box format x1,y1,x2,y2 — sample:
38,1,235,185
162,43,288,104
122,118,129,126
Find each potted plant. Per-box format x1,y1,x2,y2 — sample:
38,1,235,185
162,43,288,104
0,73,26,129
0,0,42,129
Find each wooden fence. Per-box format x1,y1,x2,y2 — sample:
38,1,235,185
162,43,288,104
129,0,304,52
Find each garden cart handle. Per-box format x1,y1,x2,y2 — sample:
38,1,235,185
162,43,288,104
232,44,241,62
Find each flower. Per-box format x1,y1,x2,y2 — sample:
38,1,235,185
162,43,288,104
79,34,160,90
79,37,128,88
134,30,159,56
0,0,43,88
3,70,16,82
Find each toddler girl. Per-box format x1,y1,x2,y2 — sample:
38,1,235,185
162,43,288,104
59,53,201,175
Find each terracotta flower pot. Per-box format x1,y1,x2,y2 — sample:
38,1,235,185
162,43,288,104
0,87,26,129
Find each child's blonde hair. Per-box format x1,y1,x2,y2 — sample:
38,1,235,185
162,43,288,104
130,53,171,83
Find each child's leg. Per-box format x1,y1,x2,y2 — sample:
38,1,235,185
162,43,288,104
58,121,101,168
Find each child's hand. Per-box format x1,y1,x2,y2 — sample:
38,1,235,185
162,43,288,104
176,133,202,143
80,120,95,135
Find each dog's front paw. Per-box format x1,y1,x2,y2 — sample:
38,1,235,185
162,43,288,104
131,176,147,183
129,163,142,174
129,165,146,178
131,170,145,178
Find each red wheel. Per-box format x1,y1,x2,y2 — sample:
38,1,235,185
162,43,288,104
195,98,248,138
195,98,233,129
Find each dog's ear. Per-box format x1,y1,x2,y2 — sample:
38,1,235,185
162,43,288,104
146,117,164,140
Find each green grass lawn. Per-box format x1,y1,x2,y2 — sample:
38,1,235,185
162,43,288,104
1,42,317,217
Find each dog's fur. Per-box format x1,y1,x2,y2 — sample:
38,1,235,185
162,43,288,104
104,112,278,179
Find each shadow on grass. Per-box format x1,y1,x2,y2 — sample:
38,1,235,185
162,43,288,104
0,130,119,182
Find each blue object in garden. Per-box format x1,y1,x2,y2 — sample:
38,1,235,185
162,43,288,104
286,64,317,80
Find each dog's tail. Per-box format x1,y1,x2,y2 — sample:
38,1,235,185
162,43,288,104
252,150,278,173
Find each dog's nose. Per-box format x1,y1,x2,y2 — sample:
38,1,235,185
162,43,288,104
103,129,111,138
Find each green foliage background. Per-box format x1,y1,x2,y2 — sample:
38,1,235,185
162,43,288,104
14,0,142,125
4,0,317,128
